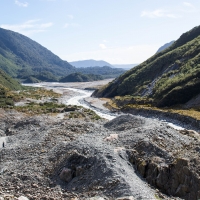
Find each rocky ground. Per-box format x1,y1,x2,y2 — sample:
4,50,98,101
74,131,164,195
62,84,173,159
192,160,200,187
0,80,200,200
0,108,200,200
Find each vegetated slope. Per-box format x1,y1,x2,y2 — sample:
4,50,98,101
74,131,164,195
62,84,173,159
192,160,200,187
94,25,200,107
60,72,103,82
70,59,113,68
0,69,22,107
77,66,125,78
156,41,175,53
0,28,124,82
0,69,22,90
0,28,75,79
23,71,59,83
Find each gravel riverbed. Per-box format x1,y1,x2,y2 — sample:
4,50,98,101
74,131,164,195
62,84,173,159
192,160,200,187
0,81,200,200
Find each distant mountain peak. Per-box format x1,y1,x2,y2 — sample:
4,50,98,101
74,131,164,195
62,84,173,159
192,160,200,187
156,41,175,53
69,60,113,68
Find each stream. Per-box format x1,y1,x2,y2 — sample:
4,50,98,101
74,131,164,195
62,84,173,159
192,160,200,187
23,82,185,131
61,87,117,120
23,82,117,120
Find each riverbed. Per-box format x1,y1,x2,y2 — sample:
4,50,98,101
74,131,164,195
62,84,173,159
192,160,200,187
22,81,187,131
1,81,199,199
23,80,118,120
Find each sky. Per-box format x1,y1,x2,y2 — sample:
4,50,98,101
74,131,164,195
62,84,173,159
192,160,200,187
1,0,200,64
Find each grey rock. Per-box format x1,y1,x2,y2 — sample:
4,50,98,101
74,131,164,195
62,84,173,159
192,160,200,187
59,168,73,182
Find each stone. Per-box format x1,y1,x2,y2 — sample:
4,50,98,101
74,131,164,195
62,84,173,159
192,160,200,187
116,196,135,200
75,166,84,177
17,196,29,200
176,158,189,167
182,166,190,176
175,184,190,197
104,134,118,142
59,168,73,182
137,159,147,177
88,197,105,200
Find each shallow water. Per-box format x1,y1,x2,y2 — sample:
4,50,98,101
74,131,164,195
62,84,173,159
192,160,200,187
23,82,185,130
62,88,116,120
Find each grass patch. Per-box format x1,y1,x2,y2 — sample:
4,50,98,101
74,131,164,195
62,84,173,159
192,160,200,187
15,102,66,115
11,87,61,102
68,108,101,120
0,86,61,109
0,86,14,108
106,96,200,121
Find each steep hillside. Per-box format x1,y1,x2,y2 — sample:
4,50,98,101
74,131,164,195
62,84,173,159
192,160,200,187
0,28,75,79
156,41,175,53
0,69,22,107
94,25,200,107
0,69,22,90
23,71,58,83
60,72,103,82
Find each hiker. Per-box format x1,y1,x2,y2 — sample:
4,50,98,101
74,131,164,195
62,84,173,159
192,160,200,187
2,142,4,148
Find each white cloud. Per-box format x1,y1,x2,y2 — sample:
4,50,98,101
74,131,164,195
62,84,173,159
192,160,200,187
99,44,107,49
15,0,28,7
141,2,197,19
63,23,80,28
1,20,53,36
141,9,179,18
181,2,197,13
64,23,69,28
68,15,74,19
40,23,53,28
183,2,195,8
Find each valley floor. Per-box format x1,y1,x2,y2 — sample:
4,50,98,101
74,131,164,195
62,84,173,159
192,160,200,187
0,80,200,200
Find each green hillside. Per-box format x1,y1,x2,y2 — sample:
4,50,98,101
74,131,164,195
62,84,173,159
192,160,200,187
0,28,125,82
94,25,200,107
0,69,22,90
0,69,22,107
0,28,75,79
77,66,125,78
60,72,103,82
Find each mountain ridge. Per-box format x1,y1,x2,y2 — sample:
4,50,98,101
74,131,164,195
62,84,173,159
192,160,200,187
156,40,175,53
0,27,75,79
0,28,125,82
70,59,113,68
93,25,200,108
60,72,103,82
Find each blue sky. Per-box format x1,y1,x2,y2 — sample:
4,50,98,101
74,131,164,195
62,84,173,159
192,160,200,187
1,0,200,64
